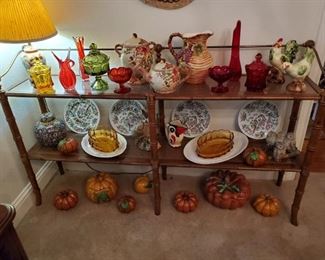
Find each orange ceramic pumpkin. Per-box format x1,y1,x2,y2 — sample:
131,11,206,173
253,194,280,217
174,191,198,213
57,137,79,155
117,195,137,213
243,147,267,167
133,176,152,194
53,189,79,210
85,173,118,203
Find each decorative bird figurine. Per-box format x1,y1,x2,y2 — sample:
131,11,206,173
166,120,187,148
282,46,315,92
268,38,299,84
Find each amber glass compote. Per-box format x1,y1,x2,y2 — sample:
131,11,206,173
209,66,232,93
108,67,133,94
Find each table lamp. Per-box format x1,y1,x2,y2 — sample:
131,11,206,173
0,0,57,89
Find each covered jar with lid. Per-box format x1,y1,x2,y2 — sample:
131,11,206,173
245,53,271,91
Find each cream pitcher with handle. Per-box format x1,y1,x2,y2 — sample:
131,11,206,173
168,31,213,84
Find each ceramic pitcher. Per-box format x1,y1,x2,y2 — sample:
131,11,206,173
168,31,213,84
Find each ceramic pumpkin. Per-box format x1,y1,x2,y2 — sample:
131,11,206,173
57,137,79,155
133,175,152,194
117,195,137,213
203,170,251,209
253,194,280,217
243,147,267,167
85,173,118,203
174,191,198,213
53,189,78,210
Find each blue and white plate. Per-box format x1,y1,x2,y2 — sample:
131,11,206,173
64,99,100,134
171,100,210,138
238,101,280,140
109,100,147,136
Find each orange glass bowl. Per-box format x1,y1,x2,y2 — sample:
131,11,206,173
108,67,133,94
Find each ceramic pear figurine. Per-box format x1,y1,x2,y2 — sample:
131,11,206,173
136,59,190,94
166,120,187,148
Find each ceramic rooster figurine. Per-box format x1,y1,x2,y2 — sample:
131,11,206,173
268,38,299,84
282,46,315,92
166,120,187,148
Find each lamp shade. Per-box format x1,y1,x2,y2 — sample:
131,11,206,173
0,0,57,43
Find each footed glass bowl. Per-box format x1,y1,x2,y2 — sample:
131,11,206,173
108,67,133,94
209,66,232,93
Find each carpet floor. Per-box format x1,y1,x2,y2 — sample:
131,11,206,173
17,170,325,260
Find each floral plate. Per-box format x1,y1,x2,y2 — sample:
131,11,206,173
183,131,248,165
64,99,100,134
238,101,280,140
109,100,147,136
171,100,210,138
81,133,127,158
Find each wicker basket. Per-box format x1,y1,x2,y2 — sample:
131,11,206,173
142,0,193,9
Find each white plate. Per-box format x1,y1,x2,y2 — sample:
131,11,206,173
81,133,127,158
171,100,210,138
109,100,147,136
64,99,100,134
238,101,280,140
183,131,249,165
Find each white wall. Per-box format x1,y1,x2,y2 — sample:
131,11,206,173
1,0,325,206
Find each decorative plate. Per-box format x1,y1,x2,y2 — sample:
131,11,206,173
64,99,100,134
109,100,147,136
183,131,248,165
81,133,127,158
238,101,280,140
171,100,210,138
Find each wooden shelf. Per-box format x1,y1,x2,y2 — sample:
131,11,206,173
28,133,151,166
158,138,303,172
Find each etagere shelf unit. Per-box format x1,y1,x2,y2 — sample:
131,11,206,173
0,45,324,226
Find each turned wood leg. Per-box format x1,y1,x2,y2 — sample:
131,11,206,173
0,91,42,205
276,170,285,186
56,161,65,175
291,92,325,226
161,166,167,180
291,170,309,226
147,94,161,215
152,165,161,215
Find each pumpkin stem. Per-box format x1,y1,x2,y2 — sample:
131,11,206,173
146,181,153,189
250,151,259,161
97,192,110,202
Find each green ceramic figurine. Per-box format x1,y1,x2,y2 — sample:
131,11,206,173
82,43,110,91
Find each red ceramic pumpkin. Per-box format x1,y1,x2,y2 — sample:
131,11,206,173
203,170,251,209
174,191,198,213
57,137,79,155
117,195,136,213
53,189,79,210
243,147,267,167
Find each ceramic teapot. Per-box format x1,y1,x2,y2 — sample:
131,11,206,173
136,59,190,94
115,33,155,85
